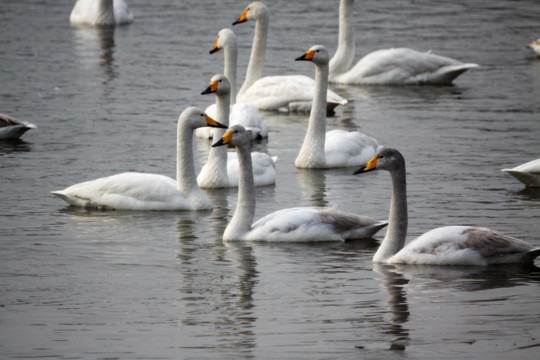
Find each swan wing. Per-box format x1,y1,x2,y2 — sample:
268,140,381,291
324,129,381,167
247,207,387,242
113,0,134,24
502,159,540,187
0,113,36,140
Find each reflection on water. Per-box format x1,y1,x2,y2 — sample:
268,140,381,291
0,138,33,155
297,168,328,207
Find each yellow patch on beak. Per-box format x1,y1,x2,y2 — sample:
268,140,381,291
304,50,316,60
208,81,219,93
210,36,221,53
205,114,219,127
221,131,234,144
364,157,379,171
237,8,248,23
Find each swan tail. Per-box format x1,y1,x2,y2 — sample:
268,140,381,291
526,248,540,262
502,169,540,188
431,63,478,84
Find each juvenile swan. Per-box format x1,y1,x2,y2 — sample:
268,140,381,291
232,1,347,113
212,125,388,241
329,0,477,85
70,0,134,26
0,113,36,140
51,107,226,210
295,45,381,169
354,148,540,265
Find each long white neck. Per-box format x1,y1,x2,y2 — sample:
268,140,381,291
295,61,328,168
223,141,256,241
197,91,230,188
237,13,268,98
97,0,115,25
373,165,408,263
224,40,238,104
329,0,355,80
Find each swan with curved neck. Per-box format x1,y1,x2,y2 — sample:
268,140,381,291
51,107,226,210
329,0,477,85
212,125,388,241
232,1,347,113
69,0,134,26
196,28,268,140
354,148,540,265
295,45,381,169
197,74,276,188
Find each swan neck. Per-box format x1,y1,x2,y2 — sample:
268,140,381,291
225,142,256,240
238,14,268,97
224,43,238,104
329,0,355,78
374,166,408,263
176,121,198,196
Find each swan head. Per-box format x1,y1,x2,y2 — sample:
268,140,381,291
232,1,269,25
210,28,237,54
180,106,227,130
353,148,405,175
295,45,330,66
201,74,231,96
211,125,251,148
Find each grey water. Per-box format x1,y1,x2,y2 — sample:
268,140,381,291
1,0,540,359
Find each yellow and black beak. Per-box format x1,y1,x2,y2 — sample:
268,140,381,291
295,49,316,62
209,35,221,54
353,156,379,175
211,131,234,147
232,8,248,25
201,81,219,95
205,114,227,129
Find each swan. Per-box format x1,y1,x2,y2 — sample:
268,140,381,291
294,45,382,169
502,159,540,188
51,107,226,210
329,0,478,85
212,125,388,241
69,0,134,26
232,1,347,113
195,28,268,140
526,39,540,57
197,74,277,188
0,114,36,140
354,148,540,265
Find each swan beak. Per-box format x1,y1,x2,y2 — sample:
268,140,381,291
201,81,219,95
211,131,234,147
210,36,221,54
205,114,227,129
353,157,379,175
295,50,316,62
233,8,248,25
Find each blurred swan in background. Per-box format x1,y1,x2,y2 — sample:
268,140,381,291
212,125,388,241
526,39,540,57
329,0,478,85
354,148,540,265
70,0,134,26
0,114,36,140
502,159,540,188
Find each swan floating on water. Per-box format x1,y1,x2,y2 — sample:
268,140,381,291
354,148,540,265
0,114,36,140
329,0,478,85
212,124,388,241
502,159,540,188
232,1,347,113
526,39,540,57
294,45,381,169
196,28,268,140
197,74,276,188
70,0,134,26
51,107,226,210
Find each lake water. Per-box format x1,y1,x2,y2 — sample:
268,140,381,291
1,0,540,359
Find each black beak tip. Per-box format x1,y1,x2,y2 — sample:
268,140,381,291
211,138,225,147
295,55,307,61
352,167,366,175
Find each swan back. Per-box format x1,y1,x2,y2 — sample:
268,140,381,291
70,0,133,26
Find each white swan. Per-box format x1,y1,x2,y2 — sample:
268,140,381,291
502,159,540,188
329,0,478,85
526,39,540,57
212,125,388,241
69,0,134,26
354,148,540,265
294,45,382,169
0,114,36,140
197,74,276,188
196,28,268,140
51,107,226,210
232,1,347,113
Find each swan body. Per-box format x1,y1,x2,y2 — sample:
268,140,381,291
502,158,540,188
198,74,276,188
233,2,347,113
196,29,267,140
526,39,540,57
51,107,226,210
70,0,134,26
212,125,388,242
329,0,477,85
0,114,36,140
295,45,381,169
354,148,540,265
